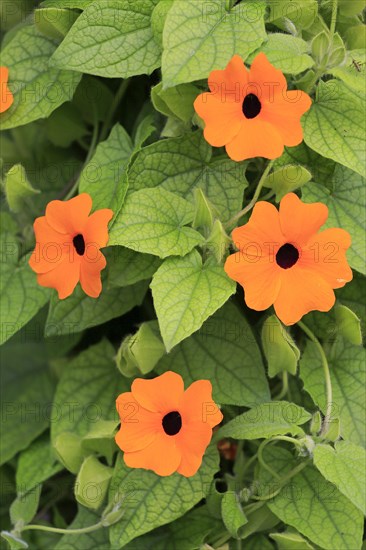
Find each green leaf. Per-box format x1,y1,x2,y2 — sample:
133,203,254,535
50,340,129,468
267,0,318,30
219,401,311,439
238,505,279,541
151,82,199,122
122,505,222,550
258,446,364,550
270,530,314,549
45,103,87,148
78,124,133,214
337,271,366,336
35,7,79,40
248,34,314,74
106,247,161,288
0,25,81,130
299,337,366,446
51,0,161,77
334,304,363,346
157,301,270,406
261,316,300,377
5,165,40,213
45,281,147,336
75,456,113,510
339,0,366,16
150,0,174,47
151,250,235,351
108,444,220,548
302,165,366,275
0,532,28,550
16,436,63,495
221,492,247,538
41,0,94,7
303,80,366,178
128,132,247,221
55,507,109,549
244,534,275,550
263,165,312,202
330,50,366,94
313,440,366,515
10,489,40,526
0,251,50,346
0,338,55,465
109,188,205,258
162,0,266,88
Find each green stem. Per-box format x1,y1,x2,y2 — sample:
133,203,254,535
252,459,309,501
257,440,281,481
271,435,303,448
63,107,99,201
302,67,325,94
21,521,103,535
329,0,338,37
99,78,130,142
225,159,275,228
274,371,289,401
297,321,333,437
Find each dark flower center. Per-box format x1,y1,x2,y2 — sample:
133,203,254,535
73,234,85,256
162,411,182,436
276,243,299,269
242,93,261,119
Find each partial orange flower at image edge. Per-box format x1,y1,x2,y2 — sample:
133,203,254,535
0,66,14,113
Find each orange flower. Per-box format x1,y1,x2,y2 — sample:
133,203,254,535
224,193,353,325
29,193,113,299
0,66,14,113
194,53,312,161
115,371,223,477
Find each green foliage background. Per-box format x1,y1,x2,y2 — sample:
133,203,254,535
0,0,365,549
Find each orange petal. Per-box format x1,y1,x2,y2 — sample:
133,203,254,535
46,194,92,235
279,193,328,246
225,118,284,161
29,217,72,274
0,66,13,114
261,90,312,146
36,256,80,299
301,228,353,289
131,371,184,414
232,201,284,250
83,209,113,249
208,54,249,99
123,433,182,476
248,53,287,102
115,392,162,453
176,422,212,477
180,380,222,428
79,251,106,298
274,267,336,325
194,93,243,147
225,251,282,311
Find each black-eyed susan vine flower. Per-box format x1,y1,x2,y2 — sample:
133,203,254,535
115,371,223,477
194,53,312,161
29,193,113,299
224,193,353,325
